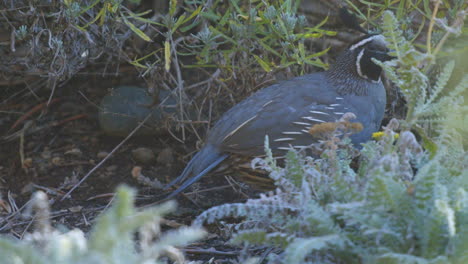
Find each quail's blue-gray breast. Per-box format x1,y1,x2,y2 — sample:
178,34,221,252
166,34,392,198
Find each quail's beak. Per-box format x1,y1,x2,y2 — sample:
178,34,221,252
383,51,396,62
388,50,397,60
372,50,395,63
384,47,397,61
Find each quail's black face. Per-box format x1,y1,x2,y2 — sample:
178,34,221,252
348,34,392,82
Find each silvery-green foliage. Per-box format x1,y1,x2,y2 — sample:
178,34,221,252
0,186,205,264
195,122,467,263
378,11,468,133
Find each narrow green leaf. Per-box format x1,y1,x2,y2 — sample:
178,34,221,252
172,14,187,32
253,55,272,72
80,6,106,29
169,0,177,16
164,40,171,71
122,15,152,42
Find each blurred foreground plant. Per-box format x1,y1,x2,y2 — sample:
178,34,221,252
0,186,205,264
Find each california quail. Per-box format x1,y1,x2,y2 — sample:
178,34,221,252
166,34,392,198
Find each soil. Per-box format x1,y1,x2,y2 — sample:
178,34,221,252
0,67,259,261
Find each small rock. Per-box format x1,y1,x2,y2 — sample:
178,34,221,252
65,148,82,156
68,206,83,213
51,157,62,166
106,165,118,172
23,158,33,168
21,182,35,194
41,149,52,159
97,151,109,159
98,86,177,137
132,147,155,164
157,147,174,166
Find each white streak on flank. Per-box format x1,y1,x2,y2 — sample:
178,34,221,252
334,112,345,115
349,35,384,51
223,115,257,141
310,110,330,115
325,107,335,110
301,116,325,123
274,138,295,142
293,121,312,126
293,145,308,148
262,100,274,107
278,147,290,150
301,129,309,133
335,97,344,100
329,104,341,107
282,131,302,135
356,49,367,80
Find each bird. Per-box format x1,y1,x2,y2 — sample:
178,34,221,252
165,34,392,198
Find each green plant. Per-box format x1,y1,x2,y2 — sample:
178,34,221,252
378,11,467,127
195,121,467,263
193,5,468,263
187,0,333,73
0,186,205,264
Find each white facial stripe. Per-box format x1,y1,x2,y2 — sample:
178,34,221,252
356,49,367,80
349,35,385,51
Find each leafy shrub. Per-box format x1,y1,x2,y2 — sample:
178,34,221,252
193,7,468,264
195,119,467,263
1,0,154,89
136,0,334,128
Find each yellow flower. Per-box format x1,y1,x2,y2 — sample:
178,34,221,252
372,131,399,140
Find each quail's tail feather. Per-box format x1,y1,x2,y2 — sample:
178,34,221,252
165,145,228,199
164,154,198,190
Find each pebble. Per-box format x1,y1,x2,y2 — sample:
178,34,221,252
65,148,82,156
157,147,174,166
106,165,118,172
97,151,109,159
51,157,62,166
132,147,156,164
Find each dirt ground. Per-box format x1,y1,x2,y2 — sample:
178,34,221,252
0,65,267,262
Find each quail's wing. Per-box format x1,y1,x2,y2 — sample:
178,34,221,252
211,74,350,156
